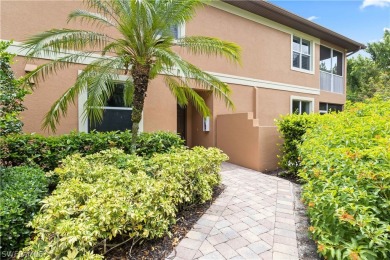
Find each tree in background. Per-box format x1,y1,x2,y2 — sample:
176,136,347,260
22,0,241,152
0,41,28,136
347,30,389,101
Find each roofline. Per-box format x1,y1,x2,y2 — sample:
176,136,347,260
222,0,366,52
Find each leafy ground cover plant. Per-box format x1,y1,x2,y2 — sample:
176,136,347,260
0,131,183,171
0,167,48,253
20,147,227,259
299,97,390,259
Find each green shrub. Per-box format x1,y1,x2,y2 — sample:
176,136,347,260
0,167,48,253
0,41,29,136
276,113,320,176
299,97,390,259
20,147,227,259
0,131,184,171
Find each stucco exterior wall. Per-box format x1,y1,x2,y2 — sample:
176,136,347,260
184,5,320,89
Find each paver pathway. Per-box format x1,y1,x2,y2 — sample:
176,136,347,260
168,163,301,260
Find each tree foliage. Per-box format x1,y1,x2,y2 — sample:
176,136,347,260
22,0,241,151
347,31,390,102
0,41,28,136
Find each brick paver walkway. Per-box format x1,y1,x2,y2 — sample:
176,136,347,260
168,163,300,260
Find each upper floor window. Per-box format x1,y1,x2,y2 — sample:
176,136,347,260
292,36,312,71
320,46,344,93
320,46,343,76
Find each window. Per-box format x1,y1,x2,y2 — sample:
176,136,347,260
319,102,343,114
292,36,312,71
320,46,344,93
88,83,133,132
291,96,314,115
170,25,180,39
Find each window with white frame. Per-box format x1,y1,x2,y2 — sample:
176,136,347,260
292,36,312,71
291,96,314,115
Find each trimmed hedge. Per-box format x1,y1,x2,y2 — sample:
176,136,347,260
276,113,320,176
299,97,390,259
0,131,184,171
0,167,48,253
20,147,227,259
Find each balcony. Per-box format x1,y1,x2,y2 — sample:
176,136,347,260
320,70,344,94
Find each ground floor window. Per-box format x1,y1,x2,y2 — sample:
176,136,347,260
78,80,141,133
88,83,133,132
319,102,343,114
291,96,314,115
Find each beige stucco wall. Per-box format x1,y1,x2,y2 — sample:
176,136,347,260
216,113,282,172
184,5,320,89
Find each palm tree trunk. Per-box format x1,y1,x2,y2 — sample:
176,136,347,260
130,64,150,153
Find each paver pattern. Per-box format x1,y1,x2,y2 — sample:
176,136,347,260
168,163,300,260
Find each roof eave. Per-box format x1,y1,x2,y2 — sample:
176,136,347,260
222,0,366,52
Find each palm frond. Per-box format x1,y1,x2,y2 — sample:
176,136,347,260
155,48,235,110
158,0,205,27
22,52,99,87
178,36,241,64
22,29,110,56
67,9,116,27
123,79,135,107
165,76,210,116
42,76,88,132
42,57,124,132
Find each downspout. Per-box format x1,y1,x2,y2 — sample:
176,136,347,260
346,46,362,57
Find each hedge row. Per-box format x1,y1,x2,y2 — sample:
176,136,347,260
299,97,390,259
0,167,49,253
20,147,228,259
0,131,184,171
276,113,320,176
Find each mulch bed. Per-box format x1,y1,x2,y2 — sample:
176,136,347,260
263,168,303,184
102,185,225,260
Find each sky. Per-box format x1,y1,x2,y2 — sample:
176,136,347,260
268,0,390,55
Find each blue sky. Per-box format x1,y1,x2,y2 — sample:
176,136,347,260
269,0,390,54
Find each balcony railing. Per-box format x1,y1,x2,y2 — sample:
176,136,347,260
320,71,344,94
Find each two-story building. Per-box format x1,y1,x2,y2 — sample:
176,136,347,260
1,0,365,171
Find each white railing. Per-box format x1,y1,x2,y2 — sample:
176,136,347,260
320,71,344,94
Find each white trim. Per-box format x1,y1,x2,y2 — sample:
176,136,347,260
5,41,320,95
207,1,320,44
179,23,186,38
78,88,88,133
208,72,320,95
77,70,143,133
5,41,111,66
290,95,315,114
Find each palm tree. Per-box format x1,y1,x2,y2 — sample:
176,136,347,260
22,0,241,152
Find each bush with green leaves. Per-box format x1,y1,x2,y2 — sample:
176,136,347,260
0,131,184,171
276,113,320,176
0,167,48,253
20,147,227,259
0,41,29,136
299,97,390,259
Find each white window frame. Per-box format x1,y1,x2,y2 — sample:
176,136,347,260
291,35,314,75
77,71,143,133
290,95,314,114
